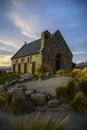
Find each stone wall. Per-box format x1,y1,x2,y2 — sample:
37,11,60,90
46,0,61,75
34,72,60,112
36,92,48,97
11,53,42,74
41,31,73,72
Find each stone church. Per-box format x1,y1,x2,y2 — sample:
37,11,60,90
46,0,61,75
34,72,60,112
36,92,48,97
11,30,73,74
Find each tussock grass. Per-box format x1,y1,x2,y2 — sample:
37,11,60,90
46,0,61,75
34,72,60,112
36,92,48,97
10,113,73,130
70,91,87,112
55,78,87,113
37,64,52,74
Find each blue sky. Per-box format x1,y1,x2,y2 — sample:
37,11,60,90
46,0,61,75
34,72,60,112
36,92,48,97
0,0,87,66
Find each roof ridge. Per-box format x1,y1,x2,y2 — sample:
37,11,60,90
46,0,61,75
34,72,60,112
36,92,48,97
27,38,41,45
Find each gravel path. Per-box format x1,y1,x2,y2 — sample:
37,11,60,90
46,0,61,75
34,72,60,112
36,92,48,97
24,76,70,96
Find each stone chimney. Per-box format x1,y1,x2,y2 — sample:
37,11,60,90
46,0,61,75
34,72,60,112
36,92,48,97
41,30,50,49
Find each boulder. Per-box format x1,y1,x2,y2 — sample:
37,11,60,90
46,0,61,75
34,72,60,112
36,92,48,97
30,93,47,106
42,92,53,100
24,89,36,96
7,88,26,100
47,99,60,108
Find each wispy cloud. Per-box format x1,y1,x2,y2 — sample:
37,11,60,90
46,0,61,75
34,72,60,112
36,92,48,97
8,0,40,40
0,39,20,49
9,12,39,40
72,50,87,55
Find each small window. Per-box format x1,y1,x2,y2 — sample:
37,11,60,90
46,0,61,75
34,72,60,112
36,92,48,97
27,57,30,63
30,56,32,62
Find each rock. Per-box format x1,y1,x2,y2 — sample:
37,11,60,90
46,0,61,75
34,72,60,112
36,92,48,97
47,99,60,108
23,74,32,80
42,92,53,100
24,89,36,96
7,88,26,100
30,93,47,106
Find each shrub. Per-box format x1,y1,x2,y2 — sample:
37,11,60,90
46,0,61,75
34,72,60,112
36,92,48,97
33,74,39,80
55,79,80,102
79,80,87,96
4,92,13,108
56,70,70,76
0,92,12,109
10,97,34,115
55,86,66,101
37,64,52,74
55,78,87,112
11,113,73,130
65,79,80,102
71,68,81,78
70,91,87,113
71,67,87,81
16,84,26,88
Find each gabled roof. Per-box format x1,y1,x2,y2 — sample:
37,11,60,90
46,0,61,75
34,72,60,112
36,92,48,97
11,39,41,59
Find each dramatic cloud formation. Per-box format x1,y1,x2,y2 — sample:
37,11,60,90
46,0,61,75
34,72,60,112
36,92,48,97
0,0,87,66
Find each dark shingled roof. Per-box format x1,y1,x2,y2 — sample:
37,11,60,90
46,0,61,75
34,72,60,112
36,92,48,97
12,39,41,59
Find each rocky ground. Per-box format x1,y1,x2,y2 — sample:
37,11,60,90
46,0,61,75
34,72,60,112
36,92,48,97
0,76,87,130
24,76,70,96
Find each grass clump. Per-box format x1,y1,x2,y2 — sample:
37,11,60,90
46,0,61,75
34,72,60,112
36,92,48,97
55,78,87,113
55,86,66,101
37,64,52,74
0,92,12,109
71,67,87,80
10,113,73,130
79,80,87,96
0,90,34,115
56,69,70,76
70,91,87,112
0,73,20,84
10,97,34,115
15,84,26,88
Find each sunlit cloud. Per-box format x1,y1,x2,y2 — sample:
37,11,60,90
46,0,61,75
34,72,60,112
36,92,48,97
72,50,87,55
0,55,12,66
9,0,39,40
9,12,39,40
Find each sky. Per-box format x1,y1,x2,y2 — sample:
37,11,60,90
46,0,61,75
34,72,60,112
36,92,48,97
0,0,87,66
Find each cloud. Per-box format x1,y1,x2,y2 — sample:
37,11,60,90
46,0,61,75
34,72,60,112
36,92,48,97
0,39,20,49
0,55,11,66
9,12,39,40
73,50,87,55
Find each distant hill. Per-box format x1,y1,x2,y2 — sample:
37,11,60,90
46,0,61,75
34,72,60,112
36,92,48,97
0,66,11,71
76,61,87,68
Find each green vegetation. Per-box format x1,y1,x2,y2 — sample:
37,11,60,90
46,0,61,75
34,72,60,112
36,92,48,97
10,113,73,130
0,73,20,84
15,84,26,88
56,69,71,76
0,91,34,115
70,91,87,112
55,78,87,113
71,67,87,96
10,97,34,115
37,64,52,74
71,67,87,80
